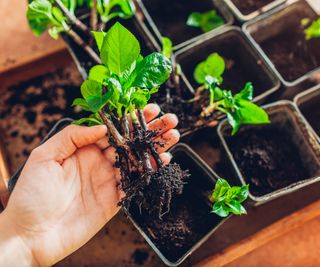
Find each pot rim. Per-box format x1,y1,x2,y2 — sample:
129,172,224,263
217,100,320,205
223,0,287,22
242,0,320,87
124,142,230,266
174,26,281,102
294,84,320,143
136,0,234,51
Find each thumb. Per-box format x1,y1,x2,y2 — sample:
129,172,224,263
31,124,108,164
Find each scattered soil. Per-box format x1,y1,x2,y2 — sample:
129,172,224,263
227,124,315,196
256,6,320,82
131,249,149,265
298,92,320,136
129,149,222,263
231,0,276,16
176,29,274,96
141,0,226,45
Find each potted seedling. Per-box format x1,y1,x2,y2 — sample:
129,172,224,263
243,1,320,86
224,0,287,21
218,100,320,204
294,84,320,142
136,0,233,50
27,0,159,77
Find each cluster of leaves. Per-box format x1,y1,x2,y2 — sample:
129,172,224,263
210,178,249,217
194,53,270,135
187,10,224,33
95,0,136,24
301,17,320,40
72,22,172,123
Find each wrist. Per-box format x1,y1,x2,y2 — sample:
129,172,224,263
0,210,40,267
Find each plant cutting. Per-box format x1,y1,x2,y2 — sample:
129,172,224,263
186,9,224,33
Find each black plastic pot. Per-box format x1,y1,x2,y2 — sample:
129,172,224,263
137,0,234,50
218,100,320,205
294,84,320,143
175,26,280,102
126,143,228,266
63,14,160,80
243,1,320,87
224,0,287,22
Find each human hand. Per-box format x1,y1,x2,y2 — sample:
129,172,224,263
1,104,179,267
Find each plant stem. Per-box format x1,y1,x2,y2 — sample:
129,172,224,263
66,28,101,64
138,110,164,168
90,0,98,31
54,0,92,36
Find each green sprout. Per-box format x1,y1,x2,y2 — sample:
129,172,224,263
193,53,270,135
302,17,320,40
187,10,224,33
210,178,249,217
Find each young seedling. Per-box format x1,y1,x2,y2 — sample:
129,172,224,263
301,17,320,40
187,10,224,33
210,178,249,217
72,22,188,218
192,53,270,135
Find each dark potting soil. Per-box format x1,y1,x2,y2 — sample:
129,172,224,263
177,30,274,97
231,0,276,16
299,93,320,136
227,125,313,196
257,8,320,82
141,0,225,45
129,149,222,263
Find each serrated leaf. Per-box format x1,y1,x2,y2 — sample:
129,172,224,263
100,22,140,76
194,53,225,84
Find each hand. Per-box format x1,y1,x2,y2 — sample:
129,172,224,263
0,104,179,267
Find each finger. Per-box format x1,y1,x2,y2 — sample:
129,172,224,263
150,152,173,170
102,147,117,165
148,113,178,136
154,129,180,154
143,103,161,122
96,137,110,150
31,125,108,164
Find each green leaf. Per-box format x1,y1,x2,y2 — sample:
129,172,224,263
187,10,224,33
227,112,241,136
92,31,106,52
235,82,253,101
212,178,231,202
226,200,247,215
130,89,150,109
161,37,173,59
72,98,90,111
236,100,270,125
129,52,172,89
88,65,110,83
236,185,250,203
80,80,102,100
304,18,320,40
87,92,112,112
212,202,229,217
194,53,225,84
100,22,140,76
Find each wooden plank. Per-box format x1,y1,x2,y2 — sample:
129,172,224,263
0,0,67,74
195,200,320,267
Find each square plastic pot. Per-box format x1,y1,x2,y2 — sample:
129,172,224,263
136,0,234,50
224,0,287,22
243,1,320,87
217,100,320,205
125,143,229,266
294,84,320,143
175,26,280,102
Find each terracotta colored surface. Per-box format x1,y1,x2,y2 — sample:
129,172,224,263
0,0,66,74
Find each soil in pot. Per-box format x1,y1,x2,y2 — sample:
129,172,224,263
141,0,226,45
177,29,275,96
225,122,316,197
129,148,223,263
298,93,320,136
251,3,320,83
231,0,277,16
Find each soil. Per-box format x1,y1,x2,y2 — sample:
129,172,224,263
141,0,226,45
176,29,275,97
256,7,320,82
231,0,276,16
129,148,223,263
298,93,320,136
226,125,314,197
